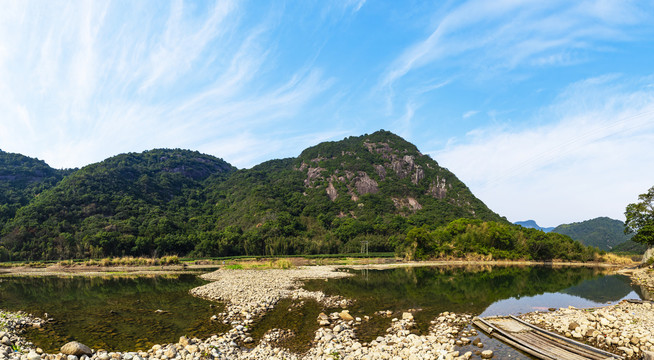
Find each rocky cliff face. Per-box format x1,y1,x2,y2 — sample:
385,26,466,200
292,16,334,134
295,130,501,220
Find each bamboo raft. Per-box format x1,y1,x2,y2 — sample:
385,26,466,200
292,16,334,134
473,315,624,360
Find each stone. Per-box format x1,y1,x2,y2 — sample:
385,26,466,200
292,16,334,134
61,342,93,357
164,348,176,358
568,322,580,331
618,346,634,357
0,337,10,347
178,336,189,347
481,350,494,359
402,312,414,321
339,310,354,321
67,356,78,360
643,350,654,360
27,352,41,360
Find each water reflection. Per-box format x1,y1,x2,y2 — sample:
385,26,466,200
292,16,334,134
0,274,227,352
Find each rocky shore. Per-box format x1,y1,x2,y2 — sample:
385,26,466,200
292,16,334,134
624,266,654,292
190,266,355,325
1,307,487,360
3,264,653,360
2,266,500,360
521,300,654,359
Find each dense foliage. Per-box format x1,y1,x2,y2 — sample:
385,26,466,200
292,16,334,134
610,239,649,254
0,131,599,262
625,185,654,246
396,219,600,262
551,217,633,252
0,150,71,225
1,149,235,260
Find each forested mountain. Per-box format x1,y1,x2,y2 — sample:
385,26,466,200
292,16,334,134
0,150,71,225
2,149,234,260
551,217,633,251
0,131,600,262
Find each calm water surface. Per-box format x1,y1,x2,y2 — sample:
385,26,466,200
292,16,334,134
0,274,228,352
302,265,644,358
0,266,645,357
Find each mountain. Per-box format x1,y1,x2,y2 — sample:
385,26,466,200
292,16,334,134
0,150,71,225
515,220,554,232
3,149,235,259
551,217,633,252
1,130,506,260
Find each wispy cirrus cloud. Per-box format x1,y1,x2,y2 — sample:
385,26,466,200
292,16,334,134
433,75,654,226
381,0,649,90
0,1,342,169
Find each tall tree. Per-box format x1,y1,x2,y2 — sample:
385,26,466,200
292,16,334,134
625,186,654,246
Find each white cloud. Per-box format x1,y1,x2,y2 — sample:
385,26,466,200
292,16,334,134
381,0,651,90
0,1,338,169
463,110,479,119
434,75,654,226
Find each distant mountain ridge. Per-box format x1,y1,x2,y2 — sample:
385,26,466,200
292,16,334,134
515,220,554,232
0,130,506,260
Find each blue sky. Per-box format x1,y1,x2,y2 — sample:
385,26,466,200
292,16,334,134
1,0,654,226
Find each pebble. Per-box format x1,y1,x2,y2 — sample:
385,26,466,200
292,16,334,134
522,300,654,359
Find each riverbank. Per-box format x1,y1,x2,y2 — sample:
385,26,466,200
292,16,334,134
0,264,219,277
619,264,654,292
521,300,654,359
0,261,645,360
0,257,632,277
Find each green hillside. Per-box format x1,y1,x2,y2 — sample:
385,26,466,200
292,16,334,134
2,149,235,260
196,131,505,257
0,131,600,262
551,217,632,252
0,150,71,225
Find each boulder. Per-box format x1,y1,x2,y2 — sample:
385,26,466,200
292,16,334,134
178,336,189,347
164,348,177,358
642,246,654,264
0,337,11,347
643,350,654,360
61,342,93,356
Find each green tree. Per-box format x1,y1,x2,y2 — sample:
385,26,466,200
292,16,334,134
625,186,654,246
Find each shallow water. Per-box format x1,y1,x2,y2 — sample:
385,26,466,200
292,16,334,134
0,274,228,352
0,265,644,357
301,265,643,358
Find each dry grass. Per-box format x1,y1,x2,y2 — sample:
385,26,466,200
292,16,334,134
224,258,295,270
598,253,636,265
58,256,180,267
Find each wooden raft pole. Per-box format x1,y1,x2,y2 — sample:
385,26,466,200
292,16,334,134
472,315,624,360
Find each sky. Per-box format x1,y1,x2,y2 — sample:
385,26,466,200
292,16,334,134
1,0,654,227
